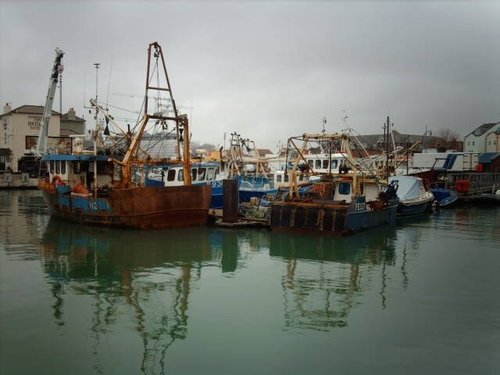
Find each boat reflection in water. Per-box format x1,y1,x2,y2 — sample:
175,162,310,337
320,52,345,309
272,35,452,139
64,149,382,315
40,218,227,374
39,219,409,373
270,228,398,330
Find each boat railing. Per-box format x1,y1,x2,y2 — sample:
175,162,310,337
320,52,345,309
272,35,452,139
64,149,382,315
450,172,500,196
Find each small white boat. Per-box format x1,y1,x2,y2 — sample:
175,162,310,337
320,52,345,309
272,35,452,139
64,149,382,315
388,175,434,216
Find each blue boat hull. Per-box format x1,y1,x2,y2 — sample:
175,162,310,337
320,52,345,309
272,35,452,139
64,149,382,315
270,198,398,235
431,188,458,207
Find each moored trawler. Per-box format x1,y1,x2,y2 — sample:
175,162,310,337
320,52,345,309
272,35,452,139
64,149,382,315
37,42,212,229
270,132,399,235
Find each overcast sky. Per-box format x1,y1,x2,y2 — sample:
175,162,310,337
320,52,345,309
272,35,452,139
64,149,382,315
1,0,499,150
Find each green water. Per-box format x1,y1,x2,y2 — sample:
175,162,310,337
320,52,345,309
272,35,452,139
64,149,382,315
1,190,499,374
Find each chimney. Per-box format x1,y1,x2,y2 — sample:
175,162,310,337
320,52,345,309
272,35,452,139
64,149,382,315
3,102,12,114
68,107,76,120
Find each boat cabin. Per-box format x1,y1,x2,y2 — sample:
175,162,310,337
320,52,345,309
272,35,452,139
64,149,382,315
302,174,383,204
42,153,113,195
274,170,308,188
144,162,221,187
304,153,347,174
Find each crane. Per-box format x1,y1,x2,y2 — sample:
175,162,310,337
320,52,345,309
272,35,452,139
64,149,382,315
35,48,64,156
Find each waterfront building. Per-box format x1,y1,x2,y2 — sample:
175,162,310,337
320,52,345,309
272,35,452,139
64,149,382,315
60,107,85,136
356,129,446,153
464,122,500,153
0,103,61,172
0,103,85,172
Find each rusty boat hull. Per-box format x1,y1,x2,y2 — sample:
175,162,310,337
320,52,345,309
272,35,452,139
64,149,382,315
270,198,398,235
39,181,212,229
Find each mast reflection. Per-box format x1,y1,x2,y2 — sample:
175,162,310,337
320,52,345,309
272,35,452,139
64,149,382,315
270,228,398,330
39,218,225,374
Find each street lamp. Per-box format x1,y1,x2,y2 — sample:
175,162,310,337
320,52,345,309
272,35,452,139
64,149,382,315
421,126,432,153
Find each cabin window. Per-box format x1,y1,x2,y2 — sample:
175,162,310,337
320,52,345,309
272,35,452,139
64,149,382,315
167,169,176,182
307,160,313,169
207,168,215,180
338,182,351,195
191,168,197,181
50,160,55,173
315,160,321,169
276,175,282,183
331,160,338,169
198,167,206,181
178,170,184,181
285,174,289,182
322,160,328,169
61,161,66,174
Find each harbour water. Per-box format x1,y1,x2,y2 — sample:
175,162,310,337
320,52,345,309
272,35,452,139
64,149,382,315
1,190,499,375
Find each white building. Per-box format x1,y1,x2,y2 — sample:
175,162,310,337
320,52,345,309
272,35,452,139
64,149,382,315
0,103,61,172
485,127,500,152
463,122,500,153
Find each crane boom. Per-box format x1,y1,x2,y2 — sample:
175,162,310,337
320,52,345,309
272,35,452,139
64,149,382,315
35,48,64,156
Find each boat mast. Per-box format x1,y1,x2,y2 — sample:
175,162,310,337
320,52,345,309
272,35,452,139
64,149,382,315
120,42,191,188
36,48,64,156
384,116,390,179
93,63,100,197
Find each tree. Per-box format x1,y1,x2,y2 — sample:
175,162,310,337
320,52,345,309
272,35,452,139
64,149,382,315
436,128,461,151
437,128,460,143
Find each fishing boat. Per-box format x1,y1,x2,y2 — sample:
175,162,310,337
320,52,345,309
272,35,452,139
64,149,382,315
225,132,277,202
38,42,212,229
387,175,434,216
270,132,399,235
430,187,458,207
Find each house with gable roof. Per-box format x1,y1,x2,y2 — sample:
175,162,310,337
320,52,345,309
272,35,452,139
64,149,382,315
0,103,85,172
463,122,500,153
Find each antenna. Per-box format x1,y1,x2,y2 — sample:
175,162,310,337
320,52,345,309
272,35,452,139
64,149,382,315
94,63,100,104
106,60,112,110
341,110,350,133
